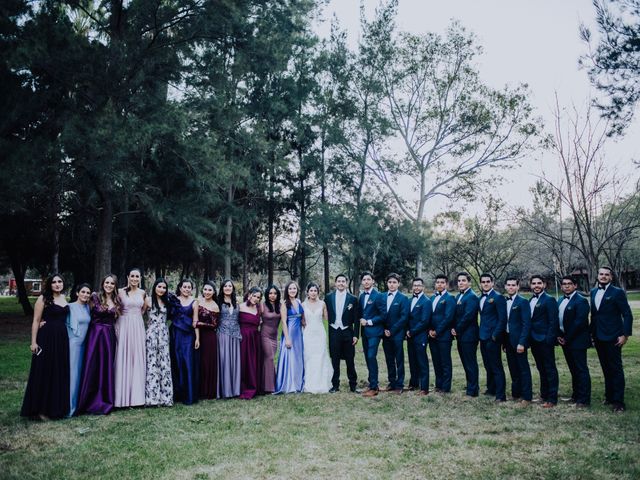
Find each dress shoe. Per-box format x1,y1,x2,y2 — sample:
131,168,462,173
542,402,556,408
350,387,362,394
602,399,612,406
382,385,395,392
435,388,444,393
494,399,507,404
405,385,416,391
419,390,429,396
466,392,479,398
329,387,339,393
393,388,404,394
362,388,379,397
612,403,625,413
518,400,530,407
511,396,522,402
573,403,589,409
483,390,495,396
561,397,576,403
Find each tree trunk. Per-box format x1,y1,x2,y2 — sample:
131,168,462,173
7,245,33,316
225,186,233,279
93,197,113,288
298,172,307,298
52,225,59,274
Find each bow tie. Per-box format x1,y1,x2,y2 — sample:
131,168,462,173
507,296,514,301
564,295,571,299
435,292,441,296
481,293,488,297
532,294,539,299
388,292,394,296
413,294,419,298
598,284,607,290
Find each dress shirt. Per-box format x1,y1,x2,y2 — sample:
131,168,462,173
479,289,493,311
457,289,467,305
594,283,609,310
506,296,514,331
558,291,576,333
333,290,347,330
432,291,443,312
387,291,396,312
529,294,539,317
411,292,423,311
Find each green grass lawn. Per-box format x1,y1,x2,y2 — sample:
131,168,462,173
0,298,639,479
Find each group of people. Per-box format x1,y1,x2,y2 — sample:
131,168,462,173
353,267,633,413
20,265,633,420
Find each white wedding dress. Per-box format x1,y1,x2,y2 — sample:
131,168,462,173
302,300,333,393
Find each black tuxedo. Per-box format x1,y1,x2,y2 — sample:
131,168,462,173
326,290,359,391
590,284,633,408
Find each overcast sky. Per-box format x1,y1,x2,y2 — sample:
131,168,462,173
315,0,639,218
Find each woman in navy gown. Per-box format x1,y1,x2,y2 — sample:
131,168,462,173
170,279,200,405
77,274,121,415
66,283,91,416
238,287,263,399
274,281,305,394
21,274,70,420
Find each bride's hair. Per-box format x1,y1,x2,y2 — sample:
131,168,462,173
306,282,320,294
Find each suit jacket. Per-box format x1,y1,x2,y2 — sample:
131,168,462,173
505,294,531,348
408,294,432,340
358,288,384,338
590,284,633,341
478,289,507,342
454,289,479,342
326,290,359,339
430,291,456,342
557,293,590,349
529,291,559,345
382,291,410,338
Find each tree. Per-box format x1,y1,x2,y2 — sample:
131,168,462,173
580,0,640,135
364,4,539,277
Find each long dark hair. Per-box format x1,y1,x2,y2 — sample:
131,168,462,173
42,274,64,306
264,285,281,314
98,274,122,316
244,286,262,306
201,280,218,304
284,280,299,310
151,277,169,311
218,279,237,308
124,267,144,295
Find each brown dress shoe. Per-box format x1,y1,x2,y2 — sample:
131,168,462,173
405,385,416,391
382,385,395,392
419,390,429,396
518,400,530,407
362,389,379,397
542,402,556,408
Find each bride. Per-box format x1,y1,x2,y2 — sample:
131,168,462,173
302,283,333,393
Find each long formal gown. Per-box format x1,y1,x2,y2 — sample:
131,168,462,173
170,301,199,405
217,304,241,398
145,304,173,406
198,305,218,399
21,303,70,419
77,294,117,414
274,302,305,394
114,290,146,407
239,309,263,399
302,301,333,393
66,302,90,416
261,306,280,393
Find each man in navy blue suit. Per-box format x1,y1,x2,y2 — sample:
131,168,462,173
503,276,532,406
451,272,479,397
381,273,410,393
428,274,456,393
478,273,507,402
557,275,591,407
359,271,385,397
590,267,633,412
529,274,560,408
406,277,432,395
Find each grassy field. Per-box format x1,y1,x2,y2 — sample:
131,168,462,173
1,297,639,479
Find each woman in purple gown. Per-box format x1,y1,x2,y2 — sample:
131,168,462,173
77,274,121,415
274,281,305,394
21,274,70,420
217,279,241,399
197,281,219,399
261,285,281,394
170,279,200,405
238,287,263,399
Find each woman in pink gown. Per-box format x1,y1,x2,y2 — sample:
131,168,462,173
260,285,281,393
238,287,263,399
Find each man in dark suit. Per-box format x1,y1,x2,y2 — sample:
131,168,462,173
428,274,456,393
381,273,410,393
590,266,633,412
358,271,385,397
325,274,360,393
557,275,591,407
529,274,560,408
406,277,432,395
478,273,507,402
451,272,480,397
503,276,532,406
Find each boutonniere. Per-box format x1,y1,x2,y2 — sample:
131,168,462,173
512,305,519,310
535,303,541,308
567,306,573,311
605,296,611,301
367,300,373,305
393,302,399,306
488,298,494,304
347,304,353,310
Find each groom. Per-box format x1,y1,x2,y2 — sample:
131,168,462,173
325,274,360,392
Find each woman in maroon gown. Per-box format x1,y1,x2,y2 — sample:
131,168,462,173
21,274,70,420
261,285,281,394
197,281,219,399
77,274,121,415
238,287,263,399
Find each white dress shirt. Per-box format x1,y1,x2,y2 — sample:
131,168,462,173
411,292,423,311
387,291,396,312
594,283,609,310
480,289,493,311
529,294,539,318
432,291,443,312
333,290,347,330
558,291,576,333
506,296,514,332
